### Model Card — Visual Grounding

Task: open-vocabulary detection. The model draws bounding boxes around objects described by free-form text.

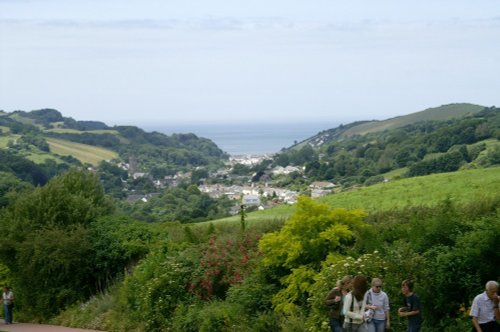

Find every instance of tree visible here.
[0,169,113,319]
[259,196,367,270]
[258,196,367,313]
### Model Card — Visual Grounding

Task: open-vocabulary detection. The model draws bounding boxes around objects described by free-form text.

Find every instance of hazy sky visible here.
[1,0,499,126]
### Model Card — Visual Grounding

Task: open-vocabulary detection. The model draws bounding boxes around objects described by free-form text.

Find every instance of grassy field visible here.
[0,135,19,148]
[208,166,500,226]
[342,103,484,137]
[46,137,118,165]
[45,128,121,135]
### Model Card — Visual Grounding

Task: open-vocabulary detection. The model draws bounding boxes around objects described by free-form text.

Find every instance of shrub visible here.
[189,232,261,300]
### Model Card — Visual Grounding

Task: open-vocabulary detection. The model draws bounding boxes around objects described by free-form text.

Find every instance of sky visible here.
[1,0,500,127]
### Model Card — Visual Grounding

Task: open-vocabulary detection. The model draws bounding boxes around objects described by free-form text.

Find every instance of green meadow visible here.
[46,137,118,165]
[211,166,500,226]
[46,128,121,135]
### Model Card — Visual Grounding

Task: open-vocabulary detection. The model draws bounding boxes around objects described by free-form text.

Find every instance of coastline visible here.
[141,121,337,155]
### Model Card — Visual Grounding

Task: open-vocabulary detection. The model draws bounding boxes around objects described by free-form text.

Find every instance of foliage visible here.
[97,161,129,199]
[171,300,248,332]
[0,169,115,320]
[89,215,155,292]
[259,196,367,316]
[118,248,197,332]
[306,251,389,330]
[259,196,367,270]
[189,232,261,300]
[125,184,232,223]
[267,106,500,187]
[0,171,32,208]
[0,149,50,186]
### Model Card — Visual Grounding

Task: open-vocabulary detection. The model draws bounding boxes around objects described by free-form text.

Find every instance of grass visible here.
[45,128,120,135]
[46,138,118,166]
[205,166,500,226]
[342,103,484,137]
[319,166,500,211]
[0,135,20,148]
[25,151,62,164]
[0,125,11,135]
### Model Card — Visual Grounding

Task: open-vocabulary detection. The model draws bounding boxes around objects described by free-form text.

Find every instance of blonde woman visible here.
[365,278,390,332]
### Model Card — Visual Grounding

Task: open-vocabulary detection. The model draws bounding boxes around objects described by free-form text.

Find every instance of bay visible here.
[142,121,338,156]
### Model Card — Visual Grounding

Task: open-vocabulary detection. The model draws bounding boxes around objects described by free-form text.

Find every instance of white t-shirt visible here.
[2,291,14,305]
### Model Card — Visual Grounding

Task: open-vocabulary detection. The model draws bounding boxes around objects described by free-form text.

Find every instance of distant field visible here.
[342,103,484,137]
[46,137,118,165]
[208,166,500,226]
[8,113,42,128]
[46,128,120,135]
[0,135,20,148]
[0,126,11,134]
[25,150,64,164]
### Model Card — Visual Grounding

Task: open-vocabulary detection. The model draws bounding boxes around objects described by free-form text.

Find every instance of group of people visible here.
[326,277,500,332]
[325,275,422,332]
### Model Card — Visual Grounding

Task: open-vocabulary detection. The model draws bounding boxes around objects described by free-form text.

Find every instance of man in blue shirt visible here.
[398,279,423,332]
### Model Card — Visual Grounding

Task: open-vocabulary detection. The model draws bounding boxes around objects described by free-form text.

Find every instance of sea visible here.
[141,121,339,156]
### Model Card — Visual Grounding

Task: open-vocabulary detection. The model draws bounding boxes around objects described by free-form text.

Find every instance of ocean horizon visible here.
[141,121,339,155]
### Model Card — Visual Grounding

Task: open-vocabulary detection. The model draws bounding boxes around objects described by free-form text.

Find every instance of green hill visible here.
[210,166,500,226]
[269,105,500,191]
[342,103,485,137]
[299,103,485,148]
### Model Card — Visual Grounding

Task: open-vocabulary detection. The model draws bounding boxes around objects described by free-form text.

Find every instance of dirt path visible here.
[0,319,105,332]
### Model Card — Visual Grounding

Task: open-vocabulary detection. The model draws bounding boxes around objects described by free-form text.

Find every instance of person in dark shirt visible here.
[398,279,423,332]
[325,275,353,332]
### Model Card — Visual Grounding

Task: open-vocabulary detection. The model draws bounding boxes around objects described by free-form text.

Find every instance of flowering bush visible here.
[306,251,388,331]
[189,232,261,300]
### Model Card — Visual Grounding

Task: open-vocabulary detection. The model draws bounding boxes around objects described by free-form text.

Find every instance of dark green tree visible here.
[0,169,113,320]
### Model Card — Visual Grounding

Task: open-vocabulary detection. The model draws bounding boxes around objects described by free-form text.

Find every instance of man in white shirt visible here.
[470,281,500,332]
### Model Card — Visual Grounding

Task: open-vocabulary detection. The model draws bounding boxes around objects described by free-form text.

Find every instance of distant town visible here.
[122,153,337,214]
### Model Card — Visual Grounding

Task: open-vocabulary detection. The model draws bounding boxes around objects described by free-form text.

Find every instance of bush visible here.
[171,300,248,332]
[118,248,198,331]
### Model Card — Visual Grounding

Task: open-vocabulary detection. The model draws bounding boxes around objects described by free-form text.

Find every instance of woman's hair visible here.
[336,275,353,288]
[351,275,368,301]
[371,278,382,286]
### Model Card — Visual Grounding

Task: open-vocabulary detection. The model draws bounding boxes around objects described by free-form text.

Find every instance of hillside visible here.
[0,108,228,199]
[39,164,500,332]
[46,137,119,165]
[301,103,485,148]
[264,105,500,191]
[1,107,499,332]
[209,165,500,225]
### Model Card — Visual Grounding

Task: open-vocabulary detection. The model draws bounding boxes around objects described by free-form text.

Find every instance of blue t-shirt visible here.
[403,293,423,324]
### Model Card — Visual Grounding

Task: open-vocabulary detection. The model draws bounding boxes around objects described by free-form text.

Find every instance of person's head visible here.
[337,275,353,290]
[371,278,383,293]
[352,275,368,301]
[3,286,9,292]
[401,279,414,296]
[485,281,499,300]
